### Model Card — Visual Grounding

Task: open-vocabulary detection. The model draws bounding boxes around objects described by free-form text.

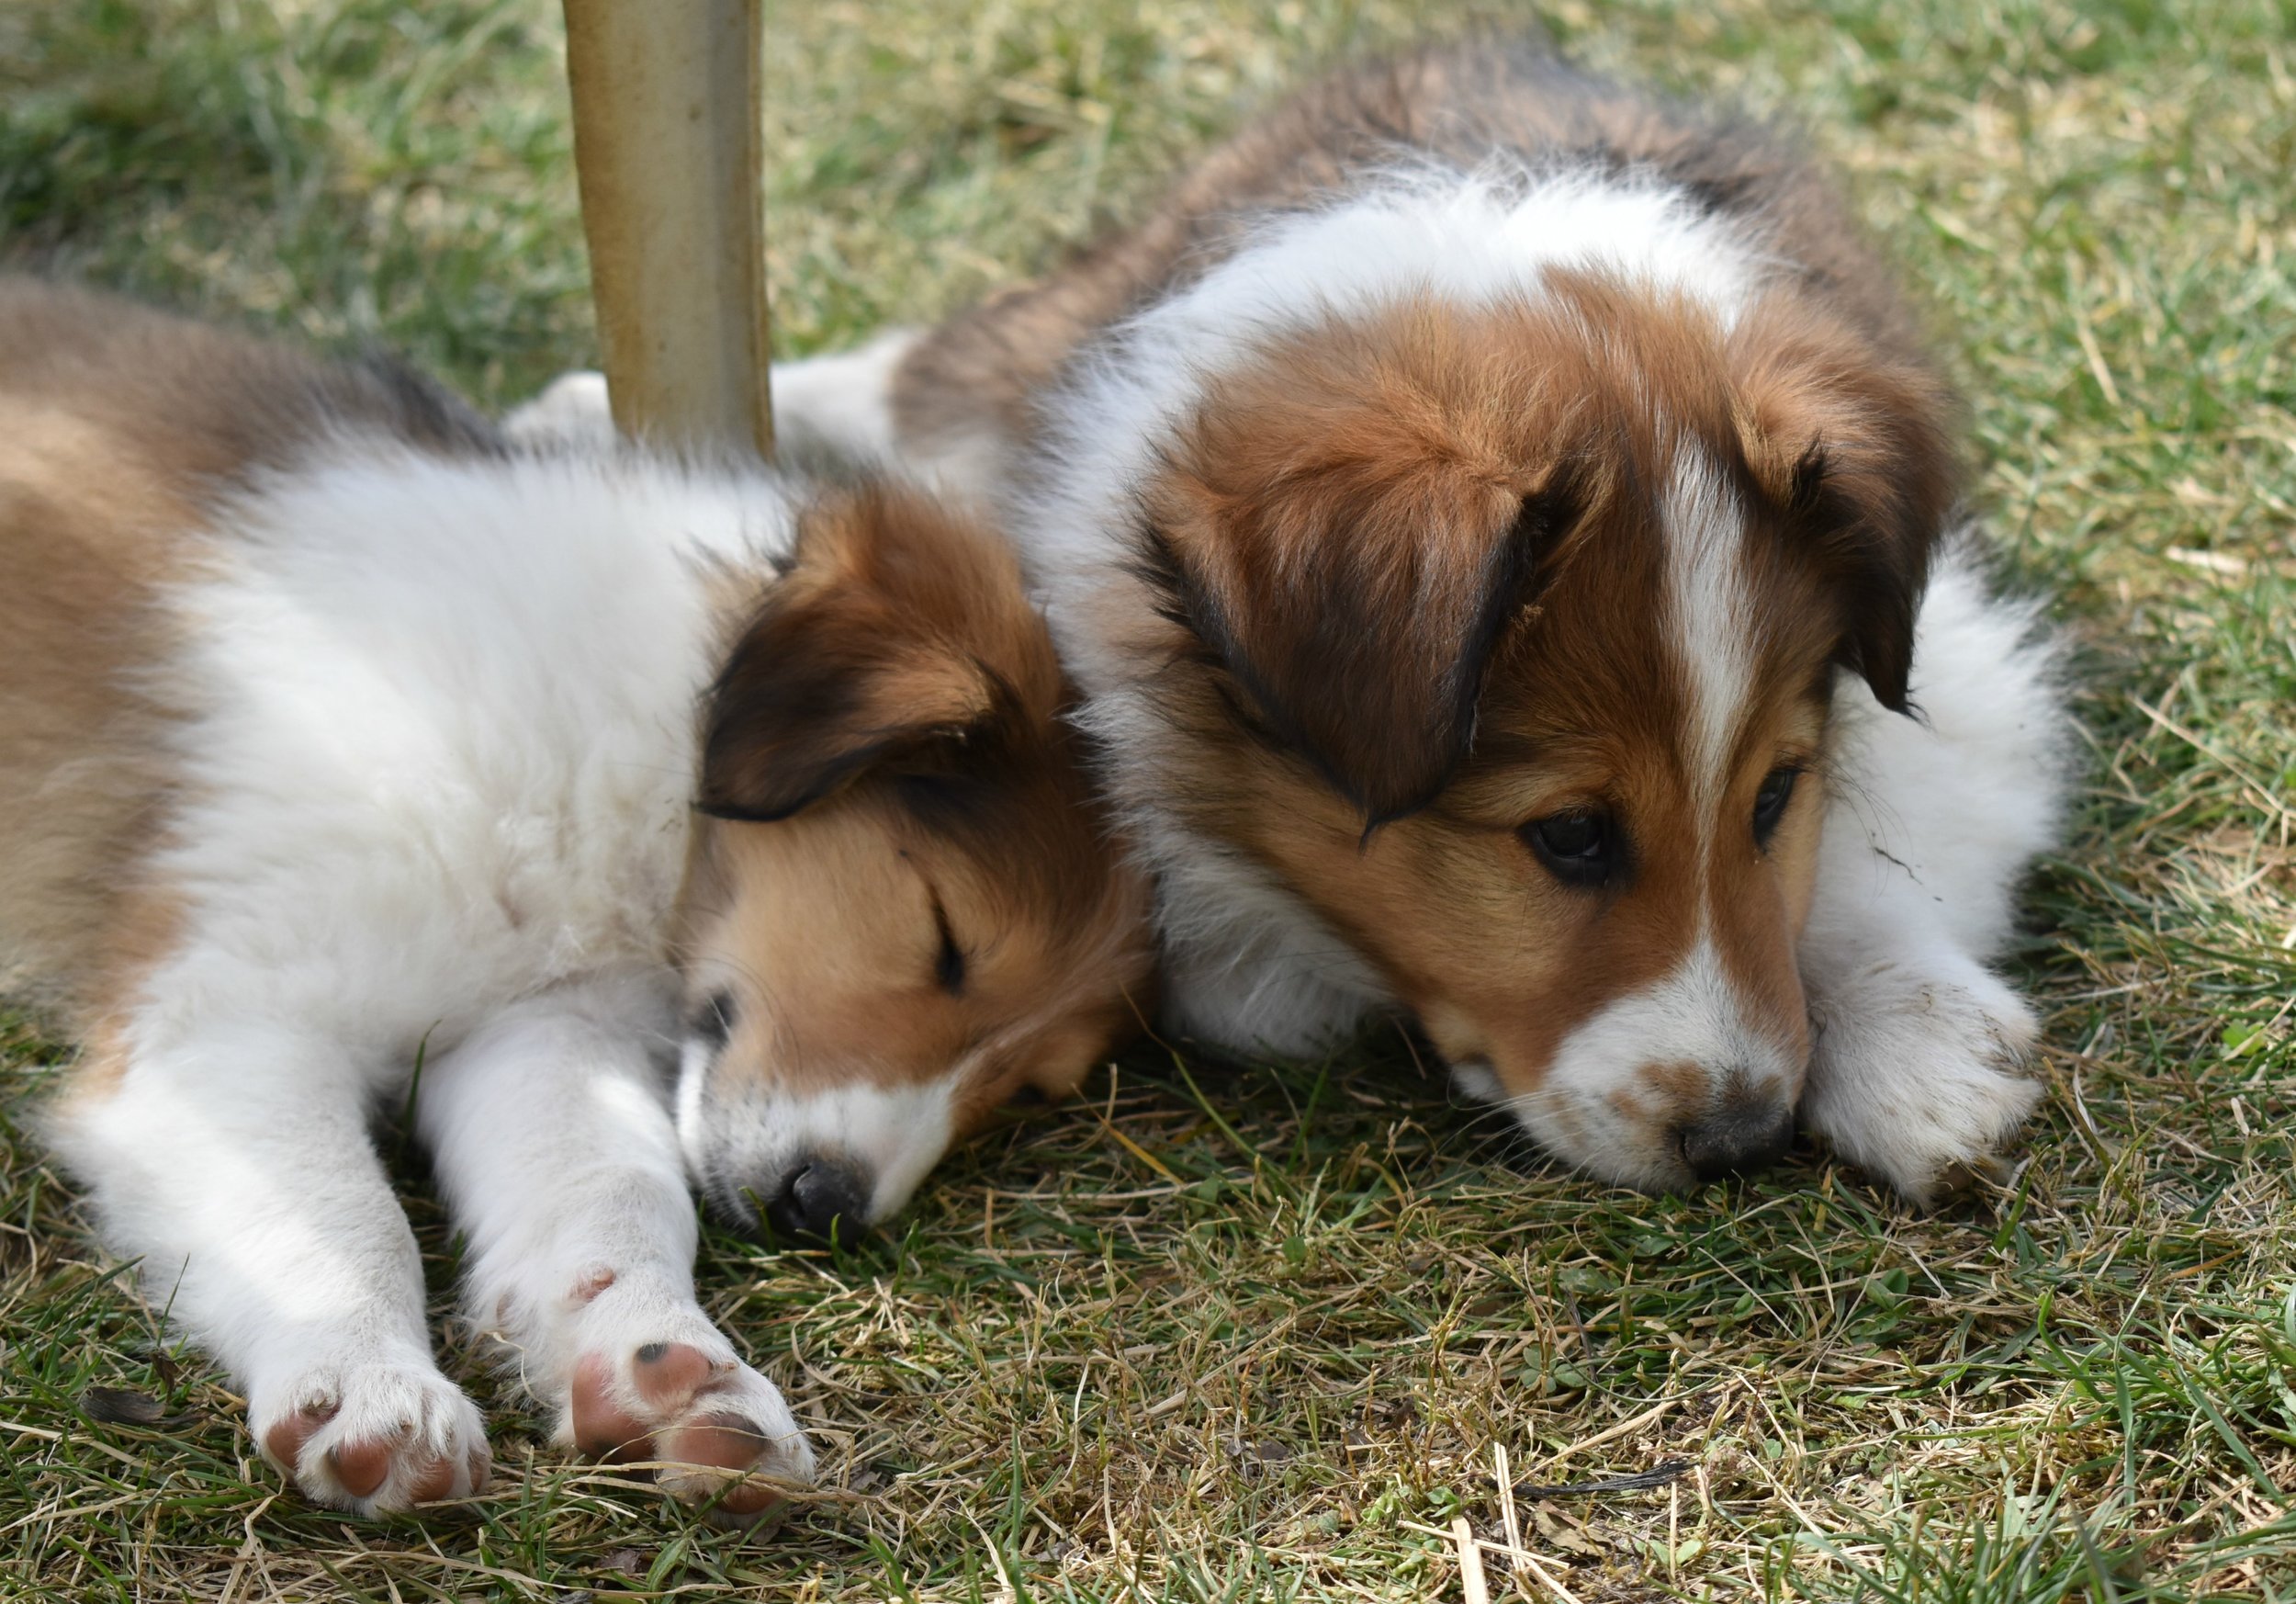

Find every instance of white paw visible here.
[254,1355,490,1514]
[769,329,918,467]
[557,1273,814,1522]
[502,370,615,446]
[1801,963,2044,1204]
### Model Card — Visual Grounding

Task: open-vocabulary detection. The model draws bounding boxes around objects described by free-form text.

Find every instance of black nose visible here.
[1677,1102,1795,1181]
[761,1155,872,1244]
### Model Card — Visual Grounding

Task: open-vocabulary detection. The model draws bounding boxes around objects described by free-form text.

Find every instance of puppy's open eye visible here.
[1521,809,1615,887]
[692,990,737,1049]
[1752,766,1800,846]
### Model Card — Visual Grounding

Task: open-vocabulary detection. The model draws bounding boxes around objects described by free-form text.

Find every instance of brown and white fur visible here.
[0,279,1151,1518]
[726,42,2074,1201]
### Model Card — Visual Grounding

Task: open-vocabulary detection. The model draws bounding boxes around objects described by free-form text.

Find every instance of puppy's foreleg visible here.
[48,1024,488,1513]
[766,329,918,469]
[501,370,618,447]
[1799,538,2073,1203]
[416,979,814,1520]
[504,330,918,474]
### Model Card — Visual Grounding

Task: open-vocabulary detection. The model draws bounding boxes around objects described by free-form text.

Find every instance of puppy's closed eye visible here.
[692,990,737,1049]
[929,894,966,995]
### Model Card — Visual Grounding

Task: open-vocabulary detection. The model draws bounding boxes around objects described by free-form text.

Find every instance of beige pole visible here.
[561,0,773,457]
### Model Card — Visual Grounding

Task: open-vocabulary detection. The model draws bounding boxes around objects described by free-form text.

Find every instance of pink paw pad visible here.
[658,1412,786,1519]
[262,1402,490,1508]
[261,1404,338,1474]
[568,1344,790,1519]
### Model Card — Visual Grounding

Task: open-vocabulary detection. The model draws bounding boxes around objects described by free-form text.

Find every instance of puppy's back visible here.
[893,40,1926,463]
[0,279,498,1024]
[0,278,499,476]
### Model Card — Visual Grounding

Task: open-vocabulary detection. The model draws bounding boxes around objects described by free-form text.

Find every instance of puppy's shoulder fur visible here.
[890,39,1930,469]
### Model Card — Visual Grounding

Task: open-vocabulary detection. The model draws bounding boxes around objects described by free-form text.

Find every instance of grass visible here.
[3,0,2294,1598]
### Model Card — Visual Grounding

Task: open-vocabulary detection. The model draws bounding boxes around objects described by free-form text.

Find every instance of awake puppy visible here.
[0,279,1152,1518]
[772,41,2073,1202]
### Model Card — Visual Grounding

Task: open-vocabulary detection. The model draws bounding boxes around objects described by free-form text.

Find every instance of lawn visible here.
[3,0,2293,1599]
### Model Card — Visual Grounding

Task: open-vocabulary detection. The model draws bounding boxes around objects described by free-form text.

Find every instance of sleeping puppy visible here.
[0,278,1152,1518]
[763,41,2073,1203]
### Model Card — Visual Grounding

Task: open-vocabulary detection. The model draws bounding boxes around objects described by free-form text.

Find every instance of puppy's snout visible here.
[1676,1100,1795,1181]
[760,1154,872,1244]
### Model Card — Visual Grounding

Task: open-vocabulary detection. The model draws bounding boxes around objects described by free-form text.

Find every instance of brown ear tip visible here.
[1845,638,1916,716]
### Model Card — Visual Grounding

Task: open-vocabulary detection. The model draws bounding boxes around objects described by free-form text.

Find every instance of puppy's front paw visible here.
[1801,965,2044,1205]
[562,1286,814,1523]
[501,369,613,446]
[255,1359,490,1515]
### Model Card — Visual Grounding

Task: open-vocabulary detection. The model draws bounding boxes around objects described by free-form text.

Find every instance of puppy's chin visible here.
[1447,1058,1504,1105]
[1443,1056,1664,1188]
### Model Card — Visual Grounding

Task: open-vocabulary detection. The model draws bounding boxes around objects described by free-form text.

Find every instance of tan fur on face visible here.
[682,788,1144,1130]
[679,485,1154,1180]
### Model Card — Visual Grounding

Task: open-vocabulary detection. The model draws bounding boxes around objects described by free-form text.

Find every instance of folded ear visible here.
[1138,340,1575,824]
[1731,309,1961,713]
[697,488,1045,822]
[1141,469,1572,825]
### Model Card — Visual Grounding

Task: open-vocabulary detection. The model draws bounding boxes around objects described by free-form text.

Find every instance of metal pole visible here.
[561,0,774,457]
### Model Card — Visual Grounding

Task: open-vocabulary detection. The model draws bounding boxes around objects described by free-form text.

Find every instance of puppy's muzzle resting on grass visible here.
[762,40,2077,1202]
[0,278,1153,1519]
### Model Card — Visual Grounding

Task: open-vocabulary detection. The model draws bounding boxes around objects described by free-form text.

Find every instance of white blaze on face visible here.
[1662,444,1759,830]
[1490,446,1789,1183]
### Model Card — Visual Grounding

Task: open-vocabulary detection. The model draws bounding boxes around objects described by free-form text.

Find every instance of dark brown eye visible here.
[1752,766,1800,846]
[1521,809,1615,887]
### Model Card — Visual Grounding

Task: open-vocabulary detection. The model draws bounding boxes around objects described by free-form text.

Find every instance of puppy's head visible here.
[1135,279,1955,1189]
[675,485,1153,1240]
